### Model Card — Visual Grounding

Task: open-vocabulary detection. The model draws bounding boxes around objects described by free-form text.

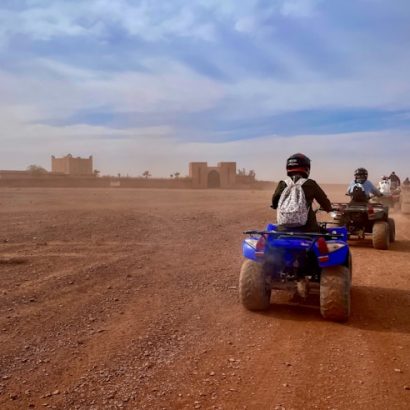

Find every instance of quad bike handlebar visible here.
[243,230,344,239]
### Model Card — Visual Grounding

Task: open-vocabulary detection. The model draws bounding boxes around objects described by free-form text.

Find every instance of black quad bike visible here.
[330,200,395,250]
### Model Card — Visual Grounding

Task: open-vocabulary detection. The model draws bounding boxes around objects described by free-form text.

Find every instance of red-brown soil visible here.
[1,187,409,410]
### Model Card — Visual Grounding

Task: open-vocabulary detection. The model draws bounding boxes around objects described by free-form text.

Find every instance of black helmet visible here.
[354,167,368,182]
[286,153,311,177]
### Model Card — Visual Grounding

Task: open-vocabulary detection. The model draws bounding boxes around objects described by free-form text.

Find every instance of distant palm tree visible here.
[27,164,47,175]
[142,170,151,179]
[174,172,180,179]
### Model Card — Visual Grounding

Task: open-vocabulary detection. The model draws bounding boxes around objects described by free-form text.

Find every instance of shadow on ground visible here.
[348,239,410,253]
[348,239,374,249]
[388,240,410,253]
[348,285,410,334]
[257,286,410,334]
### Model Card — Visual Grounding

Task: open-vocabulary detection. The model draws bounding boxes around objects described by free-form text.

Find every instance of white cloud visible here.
[0,0,324,47]
[0,0,220,45]
[234,17,257,33]
[280,0,322,18]
[0,57,226,123]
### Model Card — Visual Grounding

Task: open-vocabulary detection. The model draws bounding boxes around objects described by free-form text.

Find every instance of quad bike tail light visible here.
[317,237,330,263]
[255,235,266,256]
[367,204,374,215]
[316,237,329,255]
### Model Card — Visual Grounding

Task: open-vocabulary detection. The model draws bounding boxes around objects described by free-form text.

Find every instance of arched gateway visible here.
[189,162,237,189]
[207,170,221,188]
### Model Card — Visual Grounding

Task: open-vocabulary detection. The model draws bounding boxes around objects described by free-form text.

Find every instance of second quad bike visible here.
[330,200,395,250]
[239,222,351,322]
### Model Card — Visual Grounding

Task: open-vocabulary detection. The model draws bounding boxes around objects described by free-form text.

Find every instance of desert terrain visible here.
[0,186,409,410]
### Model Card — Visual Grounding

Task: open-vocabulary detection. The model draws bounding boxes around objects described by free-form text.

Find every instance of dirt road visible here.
[1,187,409,409]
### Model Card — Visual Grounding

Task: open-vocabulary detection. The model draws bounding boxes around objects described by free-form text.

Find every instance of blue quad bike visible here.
[239,221,352,322]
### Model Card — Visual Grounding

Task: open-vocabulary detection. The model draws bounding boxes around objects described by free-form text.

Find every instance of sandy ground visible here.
[0,186,409,410]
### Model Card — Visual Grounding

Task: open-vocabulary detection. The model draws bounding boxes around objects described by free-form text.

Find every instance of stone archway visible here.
[207,170,221,188]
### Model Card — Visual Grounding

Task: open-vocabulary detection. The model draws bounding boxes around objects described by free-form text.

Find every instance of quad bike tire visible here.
[239,259,271,311]
[320,265,351,322]
[388,218,396,243]
[346,250,353,284]
[372,221,390,250]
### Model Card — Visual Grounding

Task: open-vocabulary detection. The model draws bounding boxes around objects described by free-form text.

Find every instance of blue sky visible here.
[0,0,409,181]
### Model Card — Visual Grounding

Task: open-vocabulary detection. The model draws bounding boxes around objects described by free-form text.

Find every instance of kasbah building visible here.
[51,154,94,176]
[1,154,264,189]
[50,155,243,188]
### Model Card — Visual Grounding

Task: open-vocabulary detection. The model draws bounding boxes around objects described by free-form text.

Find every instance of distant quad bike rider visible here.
[271,153,333,232]
[346,168,382,203]
[389,171,401,191]
[378,176,391,195]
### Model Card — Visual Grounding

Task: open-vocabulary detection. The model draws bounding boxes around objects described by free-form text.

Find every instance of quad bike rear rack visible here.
[243,230,344,240]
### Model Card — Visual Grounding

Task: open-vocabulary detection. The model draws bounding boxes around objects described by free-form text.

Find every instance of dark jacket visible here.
[389,173,401,186]
[271,175,332,232]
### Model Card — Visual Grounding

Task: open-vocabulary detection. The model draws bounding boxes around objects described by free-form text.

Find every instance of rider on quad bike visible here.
[271,153,333,231]
[389,171,401,190]
[378,176,391,195]
[241,153,352,321]
[346,168,382,203]
[331,168,394,249]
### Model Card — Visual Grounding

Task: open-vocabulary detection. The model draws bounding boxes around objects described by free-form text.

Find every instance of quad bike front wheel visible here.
[239,259,271,311]
[388,218,396,243]
[372,221,390,250]
[320,265,351,322]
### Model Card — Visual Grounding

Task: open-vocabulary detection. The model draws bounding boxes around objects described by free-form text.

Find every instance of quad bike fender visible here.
[242,222,277,261]
[315,242,350,269]
[242,238,259,262]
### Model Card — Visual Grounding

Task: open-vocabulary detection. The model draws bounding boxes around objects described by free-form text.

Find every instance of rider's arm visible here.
[368,181,382,197]
[271,180,286,209]
[346,181,355,195]
[311,181,333,212]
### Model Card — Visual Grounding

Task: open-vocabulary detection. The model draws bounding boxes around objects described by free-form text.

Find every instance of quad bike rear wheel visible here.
[320,265,351,322]
[239,259,271,310]
[388,218,396,243]
[372,221,390,250]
